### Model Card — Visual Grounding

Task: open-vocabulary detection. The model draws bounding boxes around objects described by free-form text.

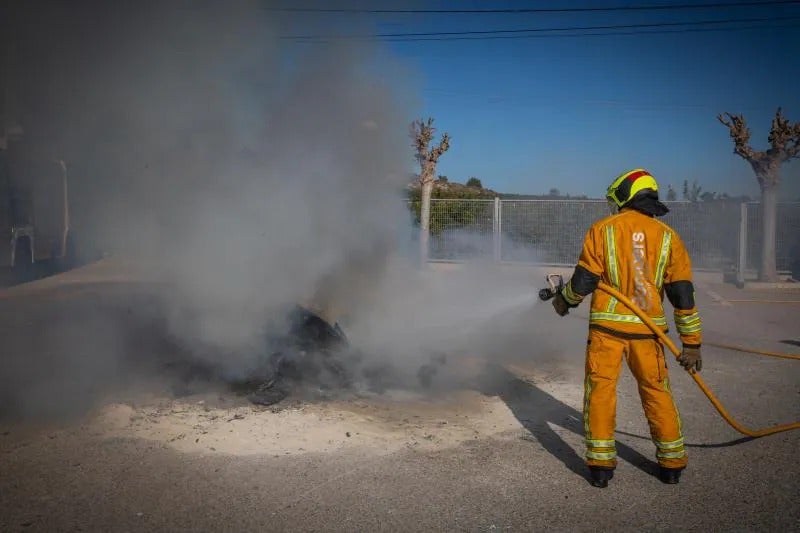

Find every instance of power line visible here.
[281,15,800,41]
[269,1,800,14]
[376,22,800,42]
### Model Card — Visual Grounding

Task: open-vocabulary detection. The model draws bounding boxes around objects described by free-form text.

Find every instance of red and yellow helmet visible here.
[606,168,659,209]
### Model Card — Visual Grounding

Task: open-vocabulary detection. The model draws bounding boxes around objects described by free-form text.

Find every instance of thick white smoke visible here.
[2,1,553,418]
[15,2,418,372]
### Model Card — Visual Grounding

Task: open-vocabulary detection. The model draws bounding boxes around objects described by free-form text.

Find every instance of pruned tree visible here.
[718,108,800,281]
[411,117,450,265]
[666,185,677,201]
[682,179,703,202]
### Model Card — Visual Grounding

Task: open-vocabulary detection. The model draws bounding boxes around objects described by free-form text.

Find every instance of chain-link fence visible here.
[500,200,607,264]
[424,199,496,261]
[422,198,800,275]
[744,202,800,274]
[660,201,741,270]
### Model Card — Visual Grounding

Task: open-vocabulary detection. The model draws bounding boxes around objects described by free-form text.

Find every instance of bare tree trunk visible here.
[760,184,778,282]
[419,179,433,266]
[410,117,449,267]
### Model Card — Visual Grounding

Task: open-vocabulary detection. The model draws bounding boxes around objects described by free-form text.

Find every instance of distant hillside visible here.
[406,177,590,200]
[406,177,497,200]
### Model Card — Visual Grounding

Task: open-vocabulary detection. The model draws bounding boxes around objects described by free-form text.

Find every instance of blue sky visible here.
[283,1,800,199]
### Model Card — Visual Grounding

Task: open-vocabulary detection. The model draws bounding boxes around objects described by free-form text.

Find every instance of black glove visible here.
[552,291,570,317]
[677,345,702,372]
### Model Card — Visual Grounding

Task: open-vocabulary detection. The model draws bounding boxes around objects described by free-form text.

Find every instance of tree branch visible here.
[429,132,450,163]
[410,118,451,184]
[767,107,800,162]
[717,112,758,161]
[410,118,433,161]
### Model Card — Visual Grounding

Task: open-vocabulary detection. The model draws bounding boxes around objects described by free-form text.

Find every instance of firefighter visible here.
[551,168,702,488]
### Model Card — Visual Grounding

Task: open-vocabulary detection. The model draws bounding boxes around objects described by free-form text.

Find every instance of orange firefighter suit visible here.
[560,207,702,470]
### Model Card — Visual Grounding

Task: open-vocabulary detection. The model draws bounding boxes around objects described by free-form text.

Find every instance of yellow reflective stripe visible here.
[675,318,701,334]
[674,312,701,325]
[563,282,582,305]
[657,449,687,459]
[583,376,592,436]
[664,378,684,435]
[675,313,702,334]
[654,438,685,450]
[590,312,668,327]
[606,297,618,313]
[586,450,617,461]
[605,226,620,288]
[586,439,615,448]
[655,231,672,289]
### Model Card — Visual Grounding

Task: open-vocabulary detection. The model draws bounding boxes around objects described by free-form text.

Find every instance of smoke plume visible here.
[1,1,554,419]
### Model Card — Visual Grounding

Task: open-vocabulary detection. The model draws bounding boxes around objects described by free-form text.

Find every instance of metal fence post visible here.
[737,202,748,286]
[493,197,502,262]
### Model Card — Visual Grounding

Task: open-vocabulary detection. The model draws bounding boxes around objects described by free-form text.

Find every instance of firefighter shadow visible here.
[476,364,659,482]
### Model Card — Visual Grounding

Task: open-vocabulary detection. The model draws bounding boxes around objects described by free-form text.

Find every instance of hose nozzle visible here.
[538,274,564,301]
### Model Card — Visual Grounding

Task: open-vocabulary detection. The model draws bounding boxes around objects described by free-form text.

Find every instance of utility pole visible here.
[1,1,19,151]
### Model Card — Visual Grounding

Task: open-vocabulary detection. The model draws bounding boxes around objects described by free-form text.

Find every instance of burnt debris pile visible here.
[203,306,448,406]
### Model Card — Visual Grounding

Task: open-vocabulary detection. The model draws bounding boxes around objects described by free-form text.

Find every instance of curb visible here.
[740,281,800,290]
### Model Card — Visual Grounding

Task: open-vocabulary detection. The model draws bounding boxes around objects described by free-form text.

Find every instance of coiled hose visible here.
[597,281,800,438]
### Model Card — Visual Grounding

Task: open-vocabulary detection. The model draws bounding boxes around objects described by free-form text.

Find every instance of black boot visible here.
[588,467,614,488]
[658,467,683,484]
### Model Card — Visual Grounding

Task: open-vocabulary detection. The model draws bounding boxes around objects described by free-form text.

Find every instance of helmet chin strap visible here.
[607,199,619,215]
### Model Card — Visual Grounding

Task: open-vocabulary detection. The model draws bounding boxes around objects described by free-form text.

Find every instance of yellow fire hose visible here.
[704,342,800,361]
[597,281,800,438]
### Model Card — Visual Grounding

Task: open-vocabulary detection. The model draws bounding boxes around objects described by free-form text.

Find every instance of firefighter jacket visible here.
[562,208,702,347]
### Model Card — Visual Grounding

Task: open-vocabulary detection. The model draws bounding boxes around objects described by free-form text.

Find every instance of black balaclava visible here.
[625,190,669,217]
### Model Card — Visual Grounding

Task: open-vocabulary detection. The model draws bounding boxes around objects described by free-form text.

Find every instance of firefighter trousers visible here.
[583,327,688,470]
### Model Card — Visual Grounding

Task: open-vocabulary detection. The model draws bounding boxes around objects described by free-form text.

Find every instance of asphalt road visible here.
[0,263,798,532]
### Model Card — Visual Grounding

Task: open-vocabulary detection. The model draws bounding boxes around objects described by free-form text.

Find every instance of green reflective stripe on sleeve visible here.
[563,282,582,305]
[655,231,672,289]
[590,312,668,327]
[586,450,617,461]
[605,226,620,288]
[656,449,687,459]
[586,439,615,448]
[606,297,618,313]
[654,437,685,450]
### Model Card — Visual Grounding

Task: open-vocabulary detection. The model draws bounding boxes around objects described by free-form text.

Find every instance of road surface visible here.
[1,261,798,531]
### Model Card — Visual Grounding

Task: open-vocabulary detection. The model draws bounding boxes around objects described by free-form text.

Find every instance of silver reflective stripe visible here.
[655,231,672,289]
[590,312,668,327]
